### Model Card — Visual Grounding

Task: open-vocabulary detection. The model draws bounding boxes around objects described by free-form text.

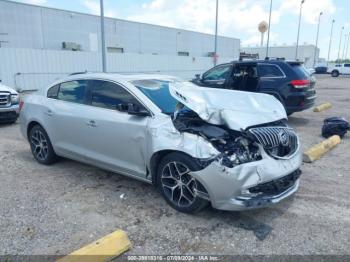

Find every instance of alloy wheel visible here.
[30,129,49,161]
[161,161,198,207]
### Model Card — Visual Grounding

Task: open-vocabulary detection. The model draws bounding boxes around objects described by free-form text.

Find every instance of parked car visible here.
[20,73,302,213]
[191,59,317,116]
[328,63,350,77]
[0,82,20,124]
[315,66,328,74]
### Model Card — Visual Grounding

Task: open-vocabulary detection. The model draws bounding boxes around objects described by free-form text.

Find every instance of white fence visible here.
[0,48,234,91]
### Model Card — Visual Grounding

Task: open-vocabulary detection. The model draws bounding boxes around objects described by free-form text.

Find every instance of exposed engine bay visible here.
[172,108,262,168]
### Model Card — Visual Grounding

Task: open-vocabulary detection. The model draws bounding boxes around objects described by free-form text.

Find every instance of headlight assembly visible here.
[11,94,19,104]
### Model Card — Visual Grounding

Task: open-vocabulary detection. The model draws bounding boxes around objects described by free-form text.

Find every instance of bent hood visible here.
[169,81,287,131]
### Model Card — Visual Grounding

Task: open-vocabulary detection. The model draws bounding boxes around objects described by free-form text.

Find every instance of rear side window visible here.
[259,65,284,77]
[47,84,59,98]
[289,64,310,79]
[89,80,141,110]
[57,80,87,104]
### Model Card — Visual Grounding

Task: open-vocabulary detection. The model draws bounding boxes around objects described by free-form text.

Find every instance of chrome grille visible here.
[0,92,10,107]
[248,126,299,159]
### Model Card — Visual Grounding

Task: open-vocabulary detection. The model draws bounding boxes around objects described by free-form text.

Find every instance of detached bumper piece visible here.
[244,169,301,208]
[322,117,349,138]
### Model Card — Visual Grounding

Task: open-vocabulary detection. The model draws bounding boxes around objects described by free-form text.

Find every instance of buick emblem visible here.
[279,131,290,146]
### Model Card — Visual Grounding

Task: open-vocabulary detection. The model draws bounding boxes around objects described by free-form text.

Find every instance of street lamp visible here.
[266,0,273,58]
[341,33,349,61]
[295,0,305,60]
[327,19,335,65]
[337,26,344,62]
[214,0,219,66]
[100,0,107,72]
[345,33,350,60]
[313,11,323,68]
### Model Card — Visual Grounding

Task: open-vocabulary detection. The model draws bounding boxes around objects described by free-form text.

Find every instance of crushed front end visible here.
[173,112,302,211]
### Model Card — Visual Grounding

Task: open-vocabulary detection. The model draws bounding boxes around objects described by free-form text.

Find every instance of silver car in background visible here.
[20,73,302,213]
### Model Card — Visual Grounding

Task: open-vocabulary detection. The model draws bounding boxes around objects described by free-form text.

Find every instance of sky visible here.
[12,0,350,60]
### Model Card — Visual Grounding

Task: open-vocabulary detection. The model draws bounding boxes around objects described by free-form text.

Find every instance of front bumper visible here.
[0,104,19,122]
[190,148,302,211]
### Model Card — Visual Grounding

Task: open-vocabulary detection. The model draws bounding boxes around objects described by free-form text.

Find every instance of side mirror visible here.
[195,74,201,80]
[117,103,150,117]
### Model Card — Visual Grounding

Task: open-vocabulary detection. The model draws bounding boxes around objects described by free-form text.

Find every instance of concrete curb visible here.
[313,102,332,112]
[303,135,341,163]
[56,230,131,262]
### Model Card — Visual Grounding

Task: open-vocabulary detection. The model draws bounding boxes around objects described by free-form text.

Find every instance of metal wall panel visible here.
[0,48,232,91]
[0,0,240,57]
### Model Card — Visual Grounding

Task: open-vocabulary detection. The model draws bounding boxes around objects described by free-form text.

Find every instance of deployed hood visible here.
[0,83,17,94]
[169,81,287,131]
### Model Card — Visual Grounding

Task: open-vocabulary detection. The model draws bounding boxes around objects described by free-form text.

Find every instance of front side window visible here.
[57,80,87,104]
[202,64,231,81]
[344,64,350,67]
[89,80,142,110]
[259,64,284,77]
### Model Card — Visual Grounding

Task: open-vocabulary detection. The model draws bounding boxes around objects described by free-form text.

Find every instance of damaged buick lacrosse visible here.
[20,73,302,213]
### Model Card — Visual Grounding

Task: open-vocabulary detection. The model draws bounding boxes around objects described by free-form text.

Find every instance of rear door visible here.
[44,80,92,159]
[257,63,286,102]
[343,64,350,74]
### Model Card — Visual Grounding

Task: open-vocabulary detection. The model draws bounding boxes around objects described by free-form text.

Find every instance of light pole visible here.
[100,0,107,72]
[341,33,349,61]
[313,12,323,68]
[266,0,273,58]
[295,0,305,60]
[337,26,344,62]
[345,33,350,60]
[214,0,219,66]
[327,19,335,65]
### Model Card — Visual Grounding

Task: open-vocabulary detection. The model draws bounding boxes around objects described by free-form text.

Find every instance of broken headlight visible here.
[213,137,262,168]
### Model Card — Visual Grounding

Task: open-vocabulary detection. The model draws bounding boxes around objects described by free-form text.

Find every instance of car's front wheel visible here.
[29,125,58,165]
[331,70,339,77]
[157,152,208,213]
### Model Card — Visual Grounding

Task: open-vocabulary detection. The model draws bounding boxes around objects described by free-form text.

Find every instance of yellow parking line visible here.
[313,102,332,112]
[56,230,131,262]
[303,135,341,163]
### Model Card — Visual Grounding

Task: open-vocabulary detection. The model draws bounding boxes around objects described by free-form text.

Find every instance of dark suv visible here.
[191,59,316,115]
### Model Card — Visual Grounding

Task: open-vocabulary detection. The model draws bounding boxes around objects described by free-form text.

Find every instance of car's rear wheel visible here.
[157,152,208,213]
[29,125,58,165]
[331,70,339,77]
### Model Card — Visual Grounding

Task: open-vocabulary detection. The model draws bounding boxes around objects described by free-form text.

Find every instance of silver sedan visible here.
[20,73,302,213]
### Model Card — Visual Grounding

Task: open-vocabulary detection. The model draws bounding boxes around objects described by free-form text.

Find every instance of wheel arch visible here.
[27,120,44,140]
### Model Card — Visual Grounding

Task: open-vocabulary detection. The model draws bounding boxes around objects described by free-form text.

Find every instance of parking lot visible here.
[0,74,349,257]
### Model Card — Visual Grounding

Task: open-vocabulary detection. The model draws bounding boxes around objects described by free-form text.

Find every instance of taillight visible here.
[19,100,24,111]
[290,79,310,88]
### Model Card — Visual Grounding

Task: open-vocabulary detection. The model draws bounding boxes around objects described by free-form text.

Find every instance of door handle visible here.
[45,109,53,116]
[86,120,98,127]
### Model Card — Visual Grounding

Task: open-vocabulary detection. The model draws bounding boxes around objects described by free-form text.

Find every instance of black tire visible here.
[287,112,293,117]
[29,125,58,165]
[331,70,339,77]
[157,152,208,213]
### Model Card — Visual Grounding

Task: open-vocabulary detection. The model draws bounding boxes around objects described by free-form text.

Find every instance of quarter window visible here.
[259,65,284,77]
[57,80,87,104]
[47,84,59,99]
[89,80,142,110]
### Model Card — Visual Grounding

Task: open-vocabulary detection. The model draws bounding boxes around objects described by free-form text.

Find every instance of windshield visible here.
[132,79,180,114]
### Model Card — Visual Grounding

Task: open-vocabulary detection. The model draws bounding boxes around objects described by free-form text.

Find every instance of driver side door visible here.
[200,63,232,88]
[82,80,151,178]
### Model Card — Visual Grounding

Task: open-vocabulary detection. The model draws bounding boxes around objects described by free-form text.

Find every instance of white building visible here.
[241,45,320,68]
[0,0,240,90]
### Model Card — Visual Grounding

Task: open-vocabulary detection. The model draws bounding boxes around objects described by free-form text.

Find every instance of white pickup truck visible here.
[0,83,20,124]
[328,63,350,77]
